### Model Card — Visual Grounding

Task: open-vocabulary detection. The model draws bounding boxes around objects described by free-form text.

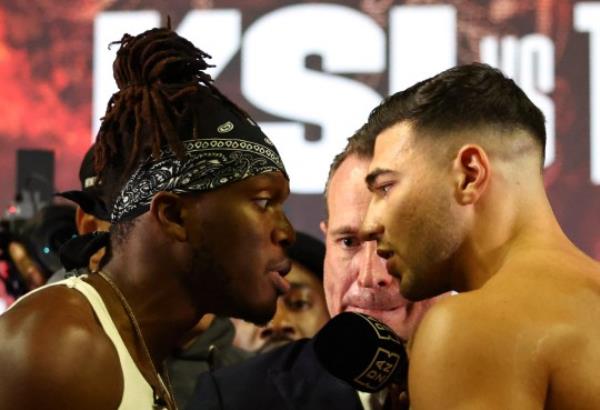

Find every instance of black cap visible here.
[78,145,101,193]
[287,231,325,281]
[55,145,110,221]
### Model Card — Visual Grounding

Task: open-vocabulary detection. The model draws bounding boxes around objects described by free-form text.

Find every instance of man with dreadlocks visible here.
[0,25,294,410]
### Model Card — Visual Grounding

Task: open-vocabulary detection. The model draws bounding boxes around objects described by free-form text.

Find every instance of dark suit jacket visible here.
[185,338,363,410]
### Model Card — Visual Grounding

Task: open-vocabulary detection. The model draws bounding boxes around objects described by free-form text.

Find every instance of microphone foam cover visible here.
[313,312,408,392]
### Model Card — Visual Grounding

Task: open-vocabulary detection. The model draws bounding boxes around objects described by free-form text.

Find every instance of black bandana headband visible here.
[59,106,287,270]
[112,134,287,222]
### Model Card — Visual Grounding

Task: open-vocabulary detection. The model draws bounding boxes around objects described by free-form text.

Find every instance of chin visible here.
[400,277,425,301]
[236,302,276,326]
[401,284,440,302]
[400,289,428,302]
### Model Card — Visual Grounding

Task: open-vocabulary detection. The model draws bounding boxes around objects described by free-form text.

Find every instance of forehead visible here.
[225,171,289,193]
[287,262,322,289]
[370,122,421,173]
[327,155,371,230]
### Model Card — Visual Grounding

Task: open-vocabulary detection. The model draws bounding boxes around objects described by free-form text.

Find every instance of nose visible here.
[357,240,394,288]
[259,299,297,340]
[273,211,296,248]
[359,199,384,243]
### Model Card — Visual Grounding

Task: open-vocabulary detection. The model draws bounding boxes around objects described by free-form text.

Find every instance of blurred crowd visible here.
[0,204,77,308]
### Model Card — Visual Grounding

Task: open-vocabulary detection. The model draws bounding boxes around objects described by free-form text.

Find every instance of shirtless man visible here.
[0,26,293,410]
[361,63,600,409]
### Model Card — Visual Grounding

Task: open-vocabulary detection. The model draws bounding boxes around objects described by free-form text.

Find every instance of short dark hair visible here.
[365,63,546,160]
[323,124,375,206]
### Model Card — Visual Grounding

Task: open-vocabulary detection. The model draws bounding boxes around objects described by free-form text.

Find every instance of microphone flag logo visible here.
[353,347,401,391]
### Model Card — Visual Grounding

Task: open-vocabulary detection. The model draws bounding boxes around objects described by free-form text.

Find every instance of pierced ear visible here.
[149,192,187,241]
[452,145,490,205]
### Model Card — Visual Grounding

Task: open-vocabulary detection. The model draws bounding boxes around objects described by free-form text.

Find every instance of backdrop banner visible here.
[0,0,599,257]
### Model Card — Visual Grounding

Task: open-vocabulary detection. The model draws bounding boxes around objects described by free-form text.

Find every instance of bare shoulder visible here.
[409,292,515,360]
[0,285,123,410]
[409,291,519,373]
[409,264,600,409]
[409,283,577,366]
[524,259,600,409]
[408,292,548,409]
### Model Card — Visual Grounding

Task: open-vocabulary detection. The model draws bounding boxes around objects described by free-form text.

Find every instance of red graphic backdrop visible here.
[1,0,599,259]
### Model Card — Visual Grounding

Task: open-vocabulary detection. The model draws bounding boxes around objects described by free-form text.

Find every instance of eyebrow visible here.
[249,173,290,196]
[365,168,395,191]
[289,282,313,290]
[329,225,358,237]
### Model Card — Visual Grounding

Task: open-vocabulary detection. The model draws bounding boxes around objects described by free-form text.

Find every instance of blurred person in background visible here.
[0,220,22,308]
[231,231,329,354]
[48,144,111,282]
[7,204,77,290]
[4,240,46,291]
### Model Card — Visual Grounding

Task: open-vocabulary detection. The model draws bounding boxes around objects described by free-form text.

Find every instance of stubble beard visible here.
[404,194,463,300]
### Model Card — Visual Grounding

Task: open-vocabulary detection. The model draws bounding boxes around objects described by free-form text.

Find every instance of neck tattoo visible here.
[96,270,177,410]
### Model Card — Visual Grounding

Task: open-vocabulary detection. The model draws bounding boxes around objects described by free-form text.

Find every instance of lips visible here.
[267,258,292,295]
[268,258,292,277]
[345,301,401,312]
[342,291,406,312]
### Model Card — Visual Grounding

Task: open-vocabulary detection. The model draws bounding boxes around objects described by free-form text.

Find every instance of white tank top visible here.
[13,276,155,409]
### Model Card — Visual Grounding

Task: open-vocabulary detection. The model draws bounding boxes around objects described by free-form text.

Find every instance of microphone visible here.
[313,312,408,393]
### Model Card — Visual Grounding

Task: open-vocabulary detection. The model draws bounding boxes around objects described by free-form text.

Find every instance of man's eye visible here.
[286,298,311,311]
[376,182,394,196]
[340,237,360,248]
[254,198,269,209]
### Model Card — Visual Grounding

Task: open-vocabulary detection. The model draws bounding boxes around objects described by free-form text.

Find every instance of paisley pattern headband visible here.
[111,135,287,222]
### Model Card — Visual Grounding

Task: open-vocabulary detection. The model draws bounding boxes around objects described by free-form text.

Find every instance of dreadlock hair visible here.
[94,23,250,211]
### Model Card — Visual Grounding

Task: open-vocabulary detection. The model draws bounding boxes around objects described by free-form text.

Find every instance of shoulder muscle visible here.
[0,286,123,410]
[408,294,546,410]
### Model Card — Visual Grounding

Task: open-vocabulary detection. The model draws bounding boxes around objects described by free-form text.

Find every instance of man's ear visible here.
[75,207,101,235]
[452,144,490,205]
[149,192,187,241]
[319,220,328,236]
